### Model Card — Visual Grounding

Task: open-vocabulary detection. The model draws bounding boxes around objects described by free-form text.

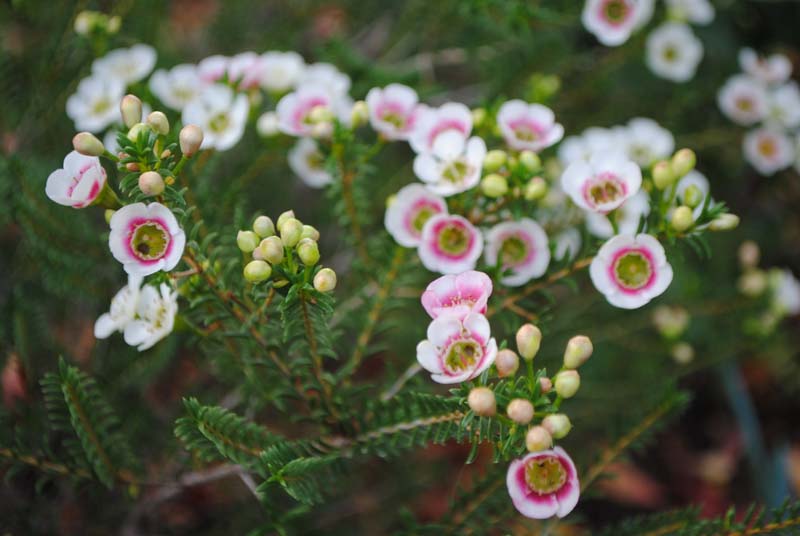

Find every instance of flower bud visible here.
[243,260,272,283]
[297,238,320,266]
[519,150,541,172]
[671,148,696,178]
[301,225,320,241]
[683,184,704,209]
[468,387,496,417]
[280,218,303,247]
[350,100,369,127]
[309,104,334,124]
[483,150,507,172]
[525,426,553,452]
[516,324,542,361]
[276,210,295,232]
[72,132,105,156]
[554,370,581,398]
[507,398,534,424]
[256,112,280,137]
[738,270,767,297]
[126,162,140,172]
[237,230,260,253]
[563,335,592,369]
[258,236,284,264]
[539,376,552,393]
[738,241,760,270]
[671,342,694,365]
[671,206,694,232]
[481,173,508,198]
[652,161,674,189]
[709,213,739,231]
[495,349,519,378]
[74,11,95,35]
[652,306,689,339]
[179,125,204,157]
[314,267,337,293]
[471,107,487,127]
[138,171,165,196]
[120,94,143,128]
[542,414,572,439]
[253,215,275,238]
[524,177,548,201]
[146,111,170,135]
[104,209,115,224]
[310,121,333,139]
[127,122,150,142]
[107,15,120,33]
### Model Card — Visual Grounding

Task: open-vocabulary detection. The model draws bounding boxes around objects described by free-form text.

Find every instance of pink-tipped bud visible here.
[495,349,520,378]
[554,370,581,398]
[179,124,204,157]
[313,268,337,293]
[738,241,760,270]
[468,387,496,417]
[72,132,105,156]
[542,414,572,439]
[138,171,165,197]
[563,335,593,369]
[539,376,552,393]
[507,398,534,425]
[516,324,542,361]
[120,94,143,128]
[525,426,552,452]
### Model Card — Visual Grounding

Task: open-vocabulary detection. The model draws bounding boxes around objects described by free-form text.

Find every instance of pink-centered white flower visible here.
[582,0,640,47]
[182,84,249,151]
[409,102,472,155]
[766,82,800,130]
[497,100,564,152]
[646,23,703,83]
[276,85,343,137]
[507,447,580,519]
[149,64,206,111]
[226,51,264,90]
[585,190,650,238]
[739,48,792,86]
[421,271,493,320]
[484,219,551,287]
[259,51,306,93]
[384,183,448,248]
[558,127,627,165]
[416,312,497,384]
[717,75,769,126]
[66,75,125,133]
[624,118,675,167]
[288,138,332,188]
[418,214,483,274]
[743,127,795,176]
[197,54,230,84]
[45,151,107,208]
[123,283,179,351]
[366,84,421,141]
[413,136,487,196]
[91,44,156,86]
[94,274,144,340]
[561,152,642,213]
[108,202,186,276]
[590,233,673,309]
[297,63,351,96]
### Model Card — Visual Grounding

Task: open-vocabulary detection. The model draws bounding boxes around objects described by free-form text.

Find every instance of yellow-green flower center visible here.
[614,251,651,289]
[131,222,169,260]
[442,160,470,184]
[604,0,629,23]
[438,224,470,255]
[444,340,481,372]
[525,456,567,495]
[500,236,528,266]
[209,113,230,133]
[412,207,435,233]
[381,111,406,129]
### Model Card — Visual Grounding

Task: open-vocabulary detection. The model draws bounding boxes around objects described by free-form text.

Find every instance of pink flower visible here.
[497,100,564,152]
[582,0,639,47]
[384,184,448,247]
[227,51,264,90]
[409,102,472,155]
[416,312,497,384]
[561,152,642,213]
[507,447,580,519]
[108,202,186,276]
[276,86,341,137]
[366,84,421,140]
[418,214,483,275]
[421,271,493,319]
[197,55,230,84]
[484,219,551,287]
[45,151,107,208]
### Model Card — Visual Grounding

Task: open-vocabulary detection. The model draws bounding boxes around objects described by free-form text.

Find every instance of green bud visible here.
[738,270,767,297]
[107,15,120,33]
[471,107,487,128]
[507,398,534,425]
[256,111,279,137]
[525,426,553,452]
[146,111,170,135]
[127,122,150,142]
[120,94,143,128]
[683,184,704,209]
[243,260,272,283]
[554,370,581,398]
[671,148,696,179]
[138,171,165,197]
[257,236,284,264]
[253,215,275,238]
[301,225,320,241]
[483,149,507,172]
[542,414,571,439]
[709,213,740,231]
[516,324,542,361]
[276,210,296,232]
[308,104,334,124]
[237,230,259,253]
[179,125,204,157]
[297,238,320,266]
[104,209,115,224]
[350,100,369,127]
[671,206,694,232]
[563,335,593,369]
[524,177,548,201]
[495,349,519,378]
[72,132,105,156]
[313,267,337,293]
[652,161,674,189]
[671,342,694,365]
[652,305,690,339]
[467,387,496,417]
[280,218,303,247]
[519,150,541,172]
[481,173,508,198]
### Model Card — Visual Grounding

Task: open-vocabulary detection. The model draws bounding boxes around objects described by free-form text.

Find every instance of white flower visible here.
[226,51,264,89]
[633,0,656,29]
[108,202,186,276]
[413,136,487,196]
[665,0,714,25]
[276,85,345,137]
[297,63,351,96]
[288,138,332,188]
[409,102,472,155]
[739,48,792,85]
[91,44,156,86]
[66,75,125,132]
[365,84,421,141]
[770,269,800,316]
[558,127,626,165]
[197,54,230,83]
[582,0,640,46]
[561,152,642,213]
[94,274,144,339]
[675,170,709,218]
[585,190,650,238]
[590,233,673,309]
[123,283,178,351]
[743,127,795,176]
[624,118,675,167]
[717,75,769,126]
[149,64,206,111]
[418,214,484,274]
[256,111,280,137]
[416,312,497,384]
[766,82,800,130]
[385,183,448,248]
[496,100,564,152]
[182,84,249,151]
[553,228,582,261]
[484,219,551,286]
[646,23,703,83]
[260,51,306,93]
[46,151,107,209]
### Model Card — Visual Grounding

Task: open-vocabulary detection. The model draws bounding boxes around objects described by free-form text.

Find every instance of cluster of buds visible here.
[480,148,546,201]
[74,10,121,37]
[238,210,337,293]
[651,305,694,364]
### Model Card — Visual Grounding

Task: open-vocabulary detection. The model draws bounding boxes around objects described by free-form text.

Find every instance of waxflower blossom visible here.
[561,152,642,213]
[197,54,230,83]
[123,283,179,351]
[581,0,639,47]
[418,214,484,274]
[276,85,343,137]
[739,48,792,85]
[484,219,551,287]
[413,136,487,196]
[182,84,249,151]
[288,138,332,188]
[91,44,156,86]
[66,75,125,133]
[149,64,206,111]
[624,118,675,167]
[227,51,264,89]
[421,270,493,319]
[496,100,564,152]
[409,102,472,155]
[507,447,580,519]
[665,0,714,25]
[108,202,186,276]
[259,51,306,93]
[297,62,351,96]
[590,233,673,309]
[558,127,626,165]
[766,82,800,130]
[94,274,143,340]
[45,151,107,209]
[717,75,769,126]
[365,84,421,141]
[384,183,448,248]
[416,312,497,384]
[646,23,703,83]
[770,269,800,316]
[743,127,795,176]
[585,190,650,238]
[554,228,582,261]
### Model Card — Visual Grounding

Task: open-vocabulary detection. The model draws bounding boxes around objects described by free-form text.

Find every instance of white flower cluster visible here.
[718,48,800,176]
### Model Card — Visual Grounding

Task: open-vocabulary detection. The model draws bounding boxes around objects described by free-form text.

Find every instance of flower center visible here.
[736,97,753,112]
[381,111,406,129]
[209,113,230,133]
[587,173,625,206]
[437,223,470,255]
[602,0,630,24]
[663,46,679,62]
[442,159,471,184]
[306,151,325,170]
[514,125,539,142]
[614,251,652,289]
[524,456,567,495]
[500,235,529,266]
[131,221,170,261]
[412,207,435,233]
[92,98,111,115]
[444,340,481,373]
[758,138,777,158]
